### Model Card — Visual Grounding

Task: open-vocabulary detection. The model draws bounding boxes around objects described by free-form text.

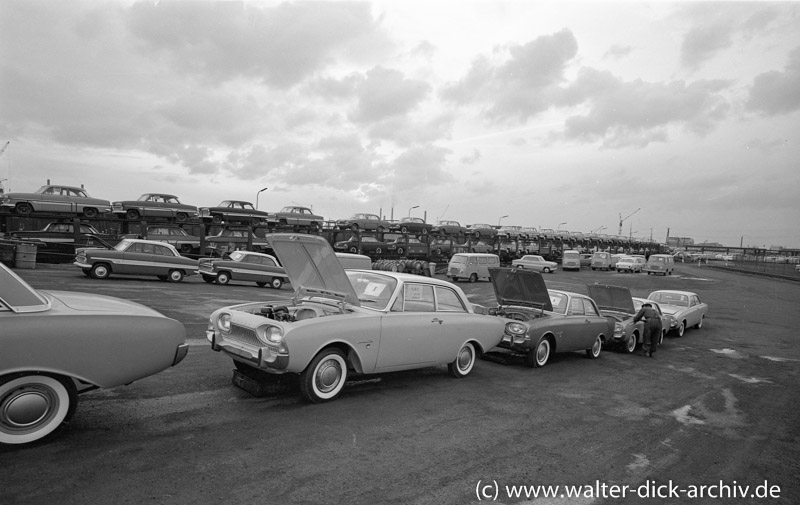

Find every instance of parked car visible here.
[10,222,115,246]
[0,262,188,445]
[633,297,672,341]
[511,254,557,273]
[74,237,198,282]
[333,235,388,255]
[489,267,612,367]
[1,184,112,218]
[112,193,198,222]
[539,228,557,240]
[432,220,467,237]
[467,223,498,239]
[610,253,626,269]
[335,213,391,232]
[587,284,644,353]
[561,250,581,271]
[204,227,269,255]
[448,253,500,282]
[646,290,708,337]
[199,200,272,225]
[644,254,675,275]
[429,237,463,256]
[205,234,506,402]
[269,206,324,230]
[591,251,612,270]
[519,227,540,240]
[390,216,433,236]
[198,250,289,288]
[615,256,642,273]
[142,225,201,254]
[386,236,429,257]
[497,225,523,240]
[580,253,593,267]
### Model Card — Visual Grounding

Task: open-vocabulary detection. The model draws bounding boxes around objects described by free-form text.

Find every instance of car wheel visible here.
[300,348,348,403]
[126,209,140,220]
[81,269,91,277]
[83,208,99,219]
[526,337,551,368]
[157,275,168,281]
[175,212,188,222]
[543,267,551,273]
[270,277,283,289]
[90,263,110,279]
[586,336,602,359]
[397,247,405,255]
[216,271,231,285]
[469,273,478,283]
[677,321,686,337]
[0,374,77,446]
[179,244,193,254]
[14,202,33,215]
[435,248,443,255]
[375,247,382,255]
[400,226,409,234]
[624,332,637,353]
[310,222,320,232]
[448,342,476,378]
[659,330,665,346]
[451,277,459,282]
[212,214,223,224]
[349,247,358,253]
[350,224,359,232]
[695,315,704,329]
[167,270,184,283]
[377,226,385,234]
[421,228,428,235]
[202,275,215,284]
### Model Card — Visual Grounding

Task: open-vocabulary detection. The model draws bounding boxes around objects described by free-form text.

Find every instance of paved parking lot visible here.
[2,263,799,505]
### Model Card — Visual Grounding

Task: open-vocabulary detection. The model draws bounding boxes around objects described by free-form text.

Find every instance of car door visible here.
[581,298,610,347]
[120,242,156,275]
[687,295,703,326]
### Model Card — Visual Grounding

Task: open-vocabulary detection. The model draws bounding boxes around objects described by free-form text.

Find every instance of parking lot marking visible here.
[728,374,772,384]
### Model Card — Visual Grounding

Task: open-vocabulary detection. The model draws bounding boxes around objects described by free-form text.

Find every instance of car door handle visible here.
[431,318,443,325]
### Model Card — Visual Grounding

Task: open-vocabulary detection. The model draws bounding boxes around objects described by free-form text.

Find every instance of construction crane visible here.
[619,208,640,235]
[0,141,8,194]
[0,141,8,157]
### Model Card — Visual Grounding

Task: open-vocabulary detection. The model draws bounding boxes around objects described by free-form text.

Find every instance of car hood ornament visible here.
[489,267,553,311]
[268,234,360,307]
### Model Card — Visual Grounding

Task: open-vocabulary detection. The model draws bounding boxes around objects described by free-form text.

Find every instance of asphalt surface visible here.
[2,262,799,505]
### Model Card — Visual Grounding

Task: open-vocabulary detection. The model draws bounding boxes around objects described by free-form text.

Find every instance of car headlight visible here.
[217,313,231,332]
[260,325,284,344]
[614,322,623,336]
[505,322,527,335]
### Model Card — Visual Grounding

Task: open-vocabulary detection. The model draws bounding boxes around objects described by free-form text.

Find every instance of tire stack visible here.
[370,259,431,276]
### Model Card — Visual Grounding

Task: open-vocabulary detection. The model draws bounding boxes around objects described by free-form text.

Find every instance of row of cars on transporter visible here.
[2,233,707,445]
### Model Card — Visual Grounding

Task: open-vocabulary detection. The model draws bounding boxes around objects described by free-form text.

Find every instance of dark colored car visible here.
[335,213,392,232]
[112,193,198,222]
[198,250,289,288]
[466,223,498,239]
[74,237,198,282]
[10,222,115,246]
[1,184,112,218]
[386,237,429,258]
[433,220,467,237]
[269,206,325,230]
[333,236,389,255]
[142,225,201,254]
[204,227,270,256]
[390,217,433,236]
[199,200,272,225]
[587,284,644,353]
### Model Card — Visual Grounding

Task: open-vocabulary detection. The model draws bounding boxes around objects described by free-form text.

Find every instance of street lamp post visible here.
[255,187,268,209]
[408,205,419,217]
[498,215,509,226]
[558,222,567,230]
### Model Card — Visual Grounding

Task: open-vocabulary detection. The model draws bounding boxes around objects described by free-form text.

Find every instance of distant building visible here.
[667,237,694,247]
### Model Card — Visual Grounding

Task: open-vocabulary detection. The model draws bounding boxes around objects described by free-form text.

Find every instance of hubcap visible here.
[2,389,53,429]
[316,359,342,393]
[458,347,473,370]
[537,342,549,363]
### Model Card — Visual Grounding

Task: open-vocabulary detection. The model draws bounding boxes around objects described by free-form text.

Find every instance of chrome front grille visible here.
[225,324,263,348]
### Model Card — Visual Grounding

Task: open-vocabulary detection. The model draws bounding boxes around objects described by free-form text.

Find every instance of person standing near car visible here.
[634,302,662,358]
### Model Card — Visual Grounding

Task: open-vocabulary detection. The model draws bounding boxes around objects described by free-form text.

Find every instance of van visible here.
[591,251,612,270]
[335,252,373,270]
[447,253,500,282]
[644,254,675,276]
[561,250,581,271]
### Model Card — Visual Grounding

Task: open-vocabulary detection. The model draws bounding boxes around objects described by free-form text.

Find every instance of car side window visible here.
[403,284,435,312]
[154,245,171,256]
[435,286,466,312]
[479,257,487,264]
[582,299,599,316]
[568,297,585,316]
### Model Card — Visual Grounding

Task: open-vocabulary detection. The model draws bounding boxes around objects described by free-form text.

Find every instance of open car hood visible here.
[587,284,635,314]
[268,234,360,307]
[489,267,553,311]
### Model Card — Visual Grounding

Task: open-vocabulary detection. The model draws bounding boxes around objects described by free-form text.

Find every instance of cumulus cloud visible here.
[747,47,800,116]
[350,66,431,123]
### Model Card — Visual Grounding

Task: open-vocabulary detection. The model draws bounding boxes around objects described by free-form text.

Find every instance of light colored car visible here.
[633,297,671,342]
[112,193,198,222]
[206,234,505,403]
[74,237,198,282]
[448,253,500,282]
[0,262,187,445]
[489,268,613,367]
[390,216,433,236]
[646,290,708,337]
[588,284,644,353]
[615,256,642,273]
[269,206,325,230]
[591,251,612,270]
[335,213,392,232]
[561,250,581,271]
[644,254,675,275]
[198,250,289,288]
[1,184,112,218]
[511,254,557,273]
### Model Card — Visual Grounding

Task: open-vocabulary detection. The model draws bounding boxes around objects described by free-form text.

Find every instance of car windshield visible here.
[229,251,247,261]
[346,271,397,310]
[450,256,468,264]
[548,292,568,315]
[114,239,135,251]
[650,292,689,307]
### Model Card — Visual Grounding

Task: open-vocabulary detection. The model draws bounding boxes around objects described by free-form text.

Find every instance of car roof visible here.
[649,289,698,296]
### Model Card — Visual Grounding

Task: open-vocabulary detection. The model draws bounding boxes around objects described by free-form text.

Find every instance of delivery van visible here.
[447,253,500,282]
[644,254,675,276]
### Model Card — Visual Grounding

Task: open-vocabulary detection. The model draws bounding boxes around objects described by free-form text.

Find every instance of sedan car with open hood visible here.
[198,250,289,288]
[74,237,198,282]
[0,263,187,446]
[646,290,708,337]
[587,284,644,353]
[206,234,506,403]
[489,267,613,367]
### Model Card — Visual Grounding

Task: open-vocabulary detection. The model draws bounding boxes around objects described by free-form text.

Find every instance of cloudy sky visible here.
[1,0,799,248]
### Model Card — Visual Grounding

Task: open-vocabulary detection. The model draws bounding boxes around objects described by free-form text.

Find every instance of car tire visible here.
[451,277,459,282]
[126,209,140,220]
[422,228,428,235]
[400,226,409,234]
[300,348,348,403]
[659,330,665,346]
[81,269,91,277]
[349,247,358,253]
[212,214,223,224]
[270,277,283,289]
[202,275,215,283]
[469,273,477,283]
[179,244,193,254]
[167,270,184,283]
[677,321,686,337]
[526,337,551,368]
[435,248,443,255]
[695,315,704,329]
[15,202,33,215]
[624,332,637,354]
[448,342,476,378]
[157,275,168,281]
[375,247,382,255]
[90,263,111,279]
[0,373,77,446]
[216,271,231,285]
[256,282,267,287]
[83,208,98,219]
[543,267,551,273]
[586,336,602,359]
[176,213,188,223]
[397,247,404,256]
